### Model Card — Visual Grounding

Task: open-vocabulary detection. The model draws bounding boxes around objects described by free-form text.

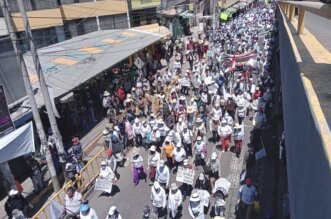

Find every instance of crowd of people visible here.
[4,0,280,218]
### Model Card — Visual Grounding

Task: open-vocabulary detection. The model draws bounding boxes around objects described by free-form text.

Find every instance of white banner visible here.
[94,177,113,194]
[196,189,210,207]
[49,200,64,219]
[213,178,231,196]
[176,167,195,185]
[0,122,35,163]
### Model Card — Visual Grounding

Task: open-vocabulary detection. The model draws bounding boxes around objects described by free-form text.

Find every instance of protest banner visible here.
[176,167,195,185]
[196,189,210,207]
[94,177,113,193]
[213,178,231,196]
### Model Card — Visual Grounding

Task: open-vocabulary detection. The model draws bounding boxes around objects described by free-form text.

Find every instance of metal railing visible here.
[32,148,106,219]
[279,1,331,34]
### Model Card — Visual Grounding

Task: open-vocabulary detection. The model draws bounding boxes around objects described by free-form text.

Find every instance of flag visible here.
[50,200,64,219]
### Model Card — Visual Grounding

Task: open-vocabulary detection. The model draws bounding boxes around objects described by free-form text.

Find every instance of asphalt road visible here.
[305,12,331,52]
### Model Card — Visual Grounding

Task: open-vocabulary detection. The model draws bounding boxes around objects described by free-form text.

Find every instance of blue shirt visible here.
[238,185,258,204]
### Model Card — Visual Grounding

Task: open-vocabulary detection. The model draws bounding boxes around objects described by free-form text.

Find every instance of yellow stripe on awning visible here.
[121,31,136,37]
[53,57,78,65]
[80,47,103,54]
[102,38,122,44]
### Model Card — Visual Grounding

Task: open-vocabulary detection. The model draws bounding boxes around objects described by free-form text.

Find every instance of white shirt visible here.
[176,122,186,133]
[218,125,232,138]
[150,130,161,142]
[173,148,186,162]
[212,108,223,119]
[133,123,142,135]
[141,125,151,138]
[182,129,192,144]
[65,192,82,215]
[156,165,170,186]
[131,155,143,168]
[99,166,115,179]
[151,186,167,208]
[168,190,183,210]
[148,152,160,167]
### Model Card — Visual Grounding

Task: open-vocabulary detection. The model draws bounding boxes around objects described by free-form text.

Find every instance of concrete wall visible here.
[278,9,331,219]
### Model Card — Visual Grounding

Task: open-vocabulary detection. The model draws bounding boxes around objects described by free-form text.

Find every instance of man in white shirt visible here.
[64,187,82,217]
[133,118,143,147]
[168,183,183,219]
[151,182,167,218]
[172,144,186,174]
[176,117,186,133]
[148,145,160,185]
[156,160,170,189]
[181,126,193,157]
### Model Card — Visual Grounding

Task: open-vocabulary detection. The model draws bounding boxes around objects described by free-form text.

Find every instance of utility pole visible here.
[0,0,60,191]
[17,0,67,166]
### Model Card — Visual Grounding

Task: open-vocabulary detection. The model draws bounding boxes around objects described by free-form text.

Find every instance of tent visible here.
[220,11,232,21]
[0,122,35,163]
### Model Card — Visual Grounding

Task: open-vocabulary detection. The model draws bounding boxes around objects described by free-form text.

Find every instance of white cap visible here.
[154,181,160,189]
[103,129,109,135]
[211,152,217,160]
[101,161,106,166]
[108,206,116,215]
[149,145,156,152]
[114,126,120,132]
[199,173,204,180]
[183,159,189,166]
[135,118,139,123]
[178,117,183,122]
[197,136,202,141]
[9,189,18,196]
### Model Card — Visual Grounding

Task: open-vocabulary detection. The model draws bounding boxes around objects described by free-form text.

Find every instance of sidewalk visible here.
[0,118,108,219]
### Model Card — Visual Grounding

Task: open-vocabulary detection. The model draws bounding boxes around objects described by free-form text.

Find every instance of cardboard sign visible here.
[134,57,144,69]
[176,167,195,185]
[196,189,210,207]
[94,177,113,193]
[213,178,231,196]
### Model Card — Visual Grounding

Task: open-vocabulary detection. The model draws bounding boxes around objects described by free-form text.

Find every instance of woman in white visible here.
[188,192,205,219]
[99,161,116,197]
[147,145,160,185]
[168,183,183,219]
[194,117,206,139]
[233,123,245,157]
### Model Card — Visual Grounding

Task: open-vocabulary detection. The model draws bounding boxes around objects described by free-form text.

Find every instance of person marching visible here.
[168,183,183,219]
[99,161,116,198]
[192,136,208,169]
[151,181,167,219]
[188,193,205,219]
[106,206,122,219]
[156,160,170,190]
[131,149,147,186]
[218,119,232,152]
[233,123,245,157]
[148,145,160,185]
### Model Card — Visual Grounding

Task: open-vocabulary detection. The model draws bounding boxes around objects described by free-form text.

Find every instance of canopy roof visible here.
[24,27,166,108]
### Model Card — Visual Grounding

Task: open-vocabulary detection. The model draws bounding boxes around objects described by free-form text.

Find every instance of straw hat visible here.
[187,106,196,114]
[132,148,140,156]
[170,183,178,190]
[234,123,242,129]
[190,193,200,202]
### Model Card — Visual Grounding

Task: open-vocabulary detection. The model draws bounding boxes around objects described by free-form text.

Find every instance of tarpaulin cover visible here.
[0,122,35,163]
[220,12,231,20]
